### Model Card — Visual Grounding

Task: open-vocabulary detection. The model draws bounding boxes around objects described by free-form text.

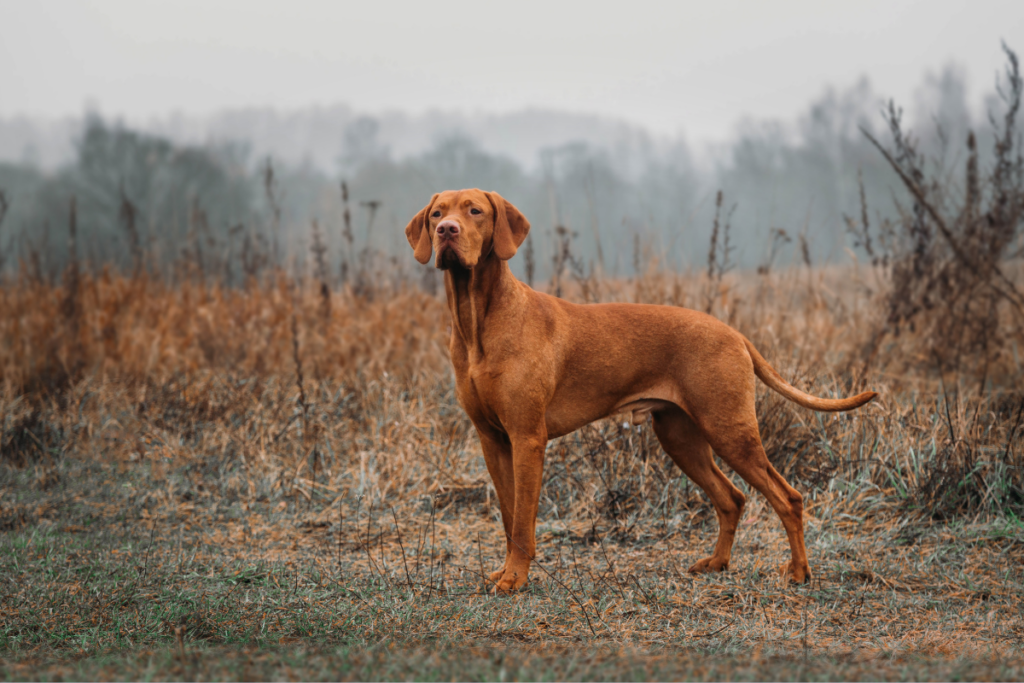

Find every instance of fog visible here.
[0,1,1021,280]
[3,0,1017,140]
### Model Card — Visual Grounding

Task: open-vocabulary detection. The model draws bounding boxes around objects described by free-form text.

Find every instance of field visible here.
[1,72,1024,679]
[1,244,1024,680]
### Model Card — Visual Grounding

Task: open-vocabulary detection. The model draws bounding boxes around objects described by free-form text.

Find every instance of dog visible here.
[405,188,878,592]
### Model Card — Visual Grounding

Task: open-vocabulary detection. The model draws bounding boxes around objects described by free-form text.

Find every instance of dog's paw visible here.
[493,569,528,594]
[488,567,507,584]
[779,560,811,584]
[687,557,729,574]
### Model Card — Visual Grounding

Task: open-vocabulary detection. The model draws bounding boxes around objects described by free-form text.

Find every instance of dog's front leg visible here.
[477,427,516,585]
[493,429,547,594]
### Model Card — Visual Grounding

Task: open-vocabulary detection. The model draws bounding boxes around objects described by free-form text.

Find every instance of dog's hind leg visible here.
[697,408,811,584]
[653,405,746,574]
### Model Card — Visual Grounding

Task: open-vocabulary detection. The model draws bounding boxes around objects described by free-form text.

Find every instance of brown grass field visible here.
[2,63,1024,678]
[1,247,1023,680]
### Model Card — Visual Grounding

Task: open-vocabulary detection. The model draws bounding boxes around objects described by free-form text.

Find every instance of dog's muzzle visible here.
[437,243,462,270]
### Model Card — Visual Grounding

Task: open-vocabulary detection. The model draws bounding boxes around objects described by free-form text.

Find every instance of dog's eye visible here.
[470,208,482,215]
[431,211,441,218]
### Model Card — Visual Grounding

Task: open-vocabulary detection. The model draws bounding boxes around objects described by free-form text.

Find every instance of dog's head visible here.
[404,189,530,270]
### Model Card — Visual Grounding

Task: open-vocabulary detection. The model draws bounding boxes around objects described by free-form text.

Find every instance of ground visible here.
[2,451,1024,681]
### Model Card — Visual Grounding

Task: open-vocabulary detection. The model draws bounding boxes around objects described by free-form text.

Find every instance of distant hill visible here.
[0,105,670,176]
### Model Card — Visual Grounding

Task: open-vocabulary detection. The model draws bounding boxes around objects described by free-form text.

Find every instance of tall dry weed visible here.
[852,44,1024,384]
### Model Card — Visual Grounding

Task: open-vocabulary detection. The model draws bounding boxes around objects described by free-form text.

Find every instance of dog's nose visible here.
[436,220,460,237]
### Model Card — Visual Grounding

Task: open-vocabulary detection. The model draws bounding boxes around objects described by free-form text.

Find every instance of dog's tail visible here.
[743,337,878,412]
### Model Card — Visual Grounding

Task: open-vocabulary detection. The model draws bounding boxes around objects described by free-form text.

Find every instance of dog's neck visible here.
[443,254,518,362]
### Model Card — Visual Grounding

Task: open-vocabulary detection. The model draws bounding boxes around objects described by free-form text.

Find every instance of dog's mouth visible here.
[436,243,463,271]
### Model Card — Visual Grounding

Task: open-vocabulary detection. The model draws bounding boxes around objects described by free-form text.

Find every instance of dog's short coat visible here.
[405,189,878,592]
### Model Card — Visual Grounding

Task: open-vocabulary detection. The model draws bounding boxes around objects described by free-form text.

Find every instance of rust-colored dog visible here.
[405,189,877,592]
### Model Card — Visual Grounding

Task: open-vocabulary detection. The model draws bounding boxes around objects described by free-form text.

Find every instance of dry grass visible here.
[0,254,1023,679]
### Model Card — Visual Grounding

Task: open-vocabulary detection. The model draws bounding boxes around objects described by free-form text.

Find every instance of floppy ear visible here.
[486,191,531,260]
[404,194,438,265]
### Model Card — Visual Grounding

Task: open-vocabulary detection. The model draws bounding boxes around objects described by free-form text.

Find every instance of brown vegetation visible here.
[1,252,1024,679]
[2,249,1022,520]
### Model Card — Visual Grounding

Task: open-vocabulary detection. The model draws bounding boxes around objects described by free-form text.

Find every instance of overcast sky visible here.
[2,0,1022,142]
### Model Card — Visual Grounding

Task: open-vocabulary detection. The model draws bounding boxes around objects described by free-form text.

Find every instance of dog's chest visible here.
[452,360,505,427]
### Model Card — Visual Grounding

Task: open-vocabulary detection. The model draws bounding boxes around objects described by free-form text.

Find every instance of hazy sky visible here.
[2,0,1022,141]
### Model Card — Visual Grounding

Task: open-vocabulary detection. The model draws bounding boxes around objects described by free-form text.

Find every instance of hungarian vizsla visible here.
[405,188,878,592]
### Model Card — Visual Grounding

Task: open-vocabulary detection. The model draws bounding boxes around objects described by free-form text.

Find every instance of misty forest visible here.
[1,62,1015,283]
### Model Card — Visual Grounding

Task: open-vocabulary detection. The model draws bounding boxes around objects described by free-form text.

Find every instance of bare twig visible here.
[263,159,282,267]
[861,126,1024,313]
